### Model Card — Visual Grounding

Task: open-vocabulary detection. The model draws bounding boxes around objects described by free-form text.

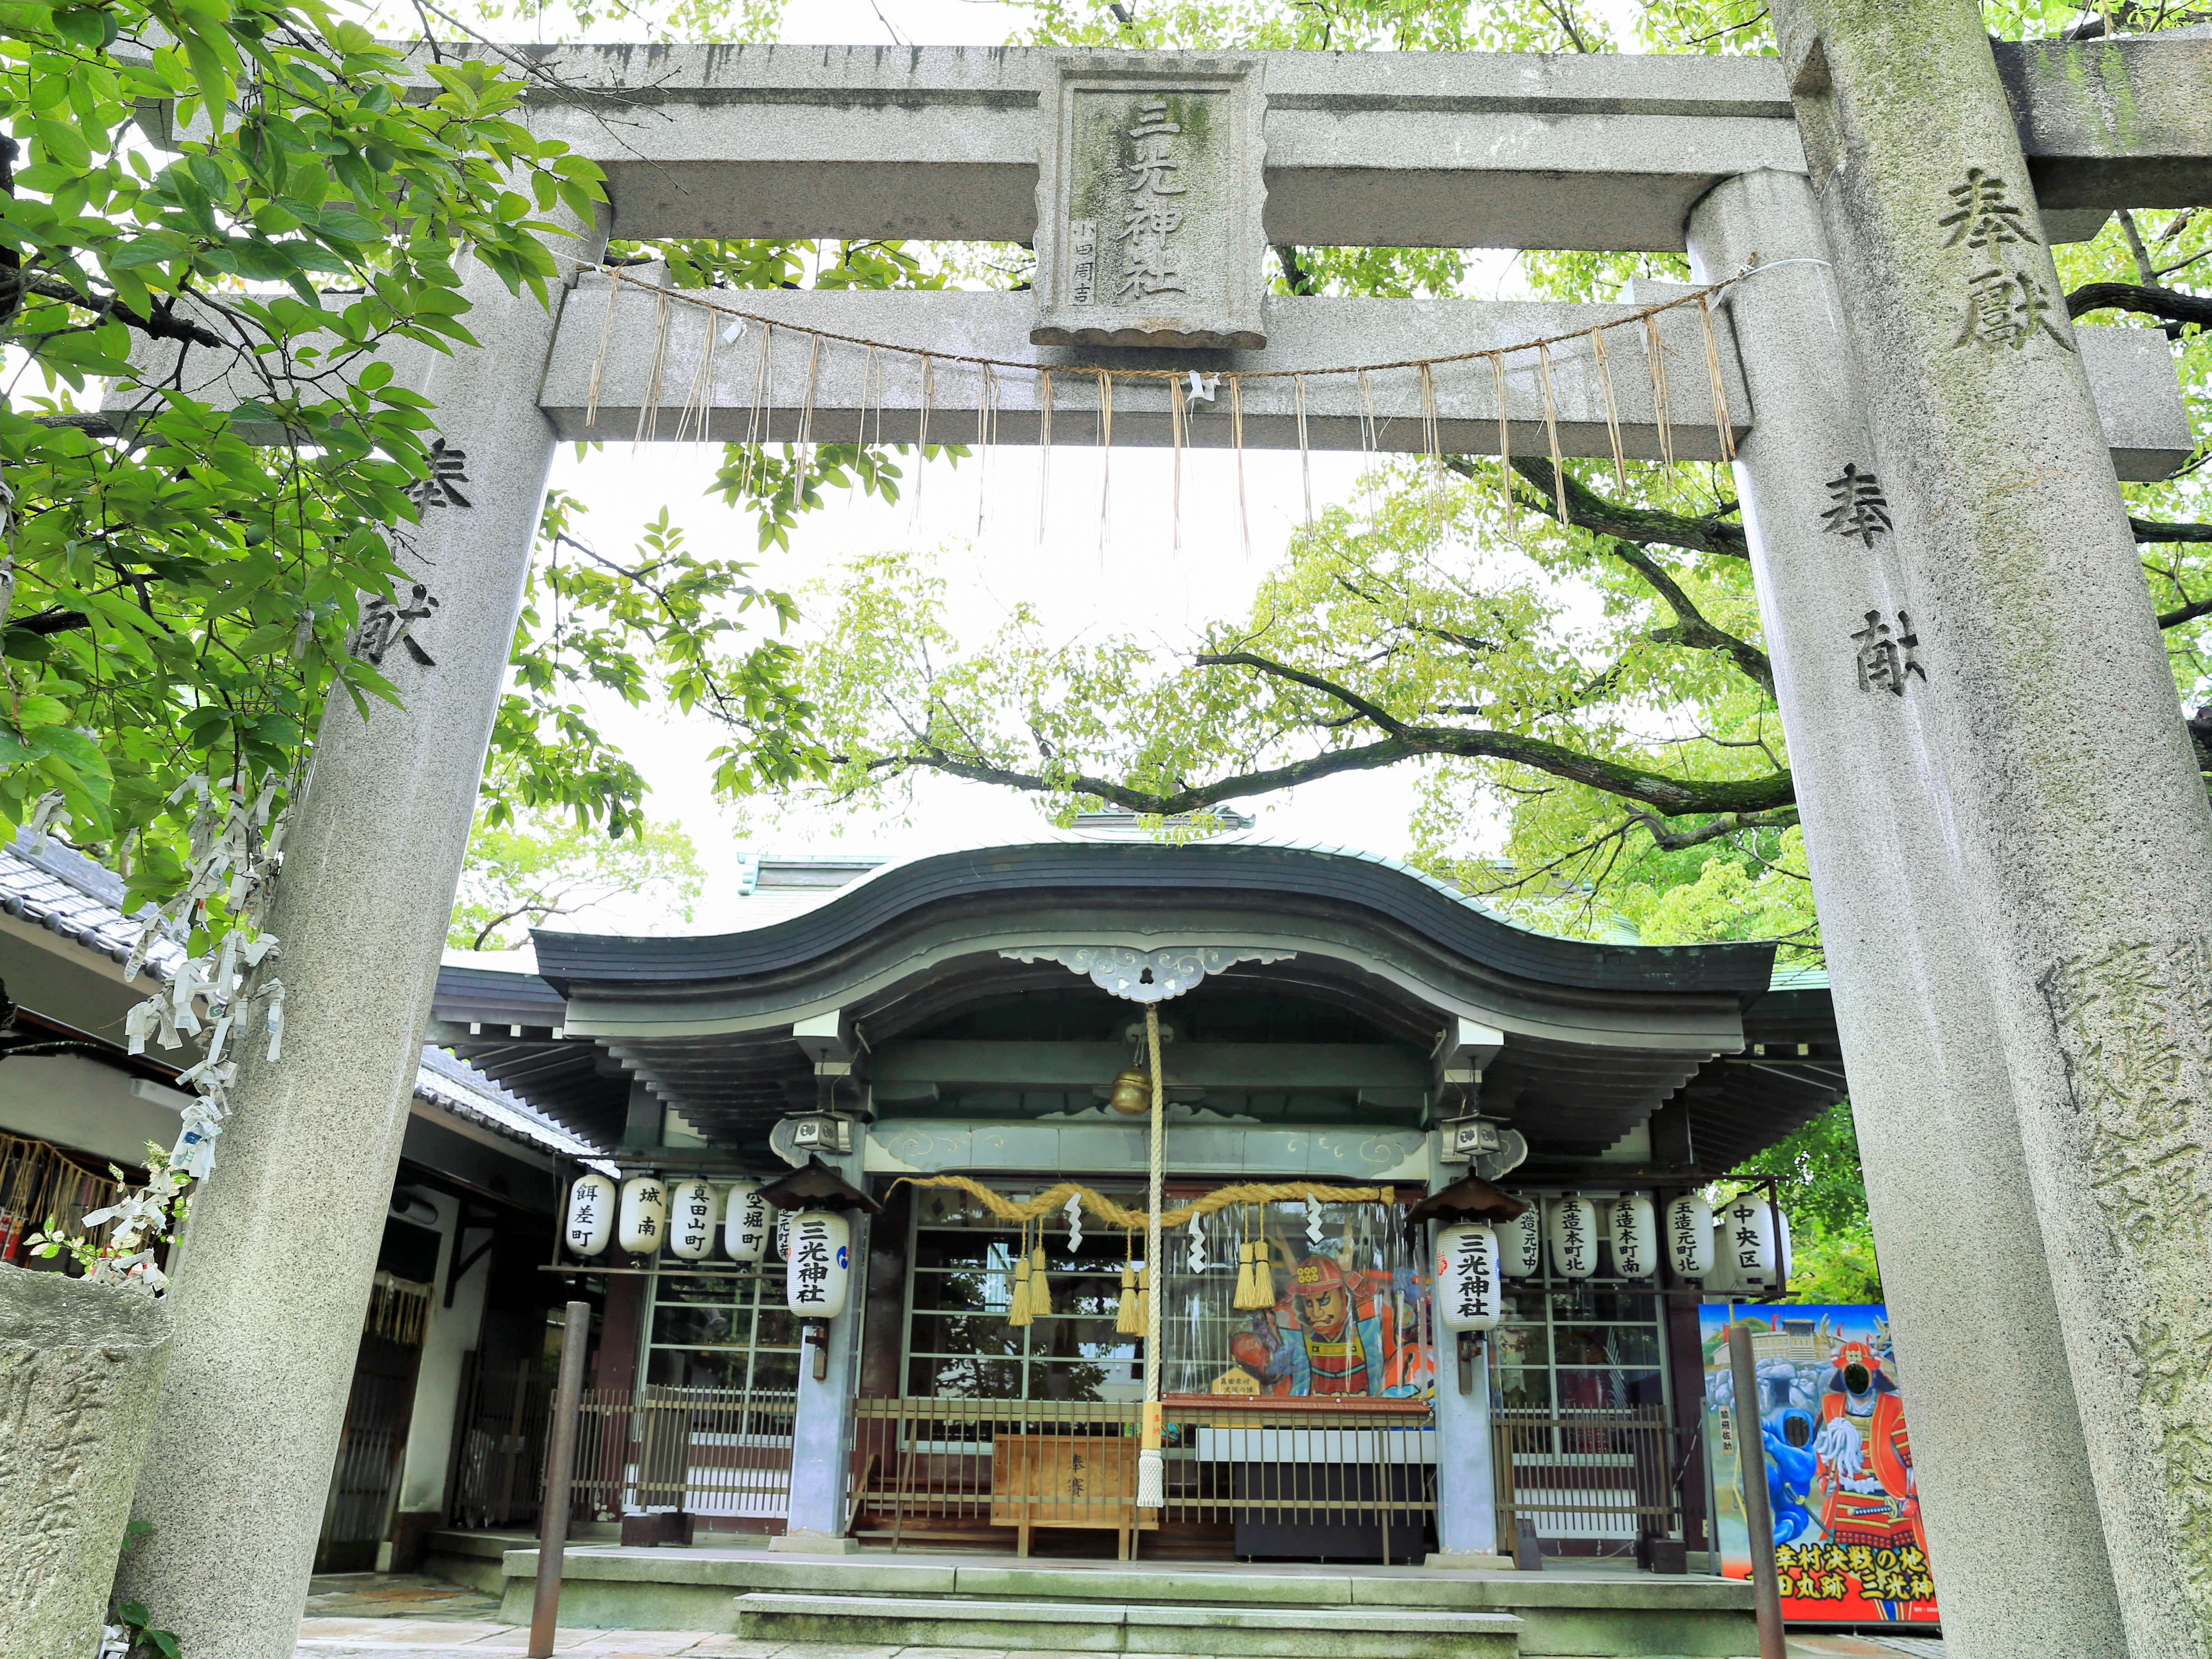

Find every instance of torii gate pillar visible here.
[1766,2,2212,1651]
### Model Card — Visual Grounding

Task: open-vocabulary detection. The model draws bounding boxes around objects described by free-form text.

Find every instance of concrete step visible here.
[734,1590,1525,1657]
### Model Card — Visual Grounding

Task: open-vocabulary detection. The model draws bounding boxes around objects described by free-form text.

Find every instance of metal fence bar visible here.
[1491,1404,1680,1550]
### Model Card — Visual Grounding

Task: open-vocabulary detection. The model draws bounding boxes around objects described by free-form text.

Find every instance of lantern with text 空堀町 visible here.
[1548,1193,1598,1279]
[1434,1223,1503,1332]
[1666,1194,1715,1280]
[564,1172,615,1257]
[784,1211,852,1320]
[618,1175,668,1255]
[669,1178,717,1260]
[1607,1194,1658,1279]
[1500,1202,1542,1277]
[724,1180,771,1262]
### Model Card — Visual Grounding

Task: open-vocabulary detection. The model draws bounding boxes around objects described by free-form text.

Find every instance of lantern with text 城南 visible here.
[1435,1223,1503,1332]
[724,1180,771,1262]
[1548,1193,1598,1279]
[618,1175,668,1255]
[1666,1194,1715,1279]
[1607,1194,1658,1279]
[564,1172,615,1257]
[1501,1202,1542,1277]
[669,1178,717,1260]
[785,1211,852,1321]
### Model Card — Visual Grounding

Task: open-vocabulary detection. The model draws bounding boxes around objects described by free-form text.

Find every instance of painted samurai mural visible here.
[1226,1250,1432,1397]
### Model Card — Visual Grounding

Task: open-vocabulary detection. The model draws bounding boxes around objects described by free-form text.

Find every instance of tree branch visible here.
[1602,539,1774,696]
[0,270,227,349]
[1274,245,1317,296]
[1444,454,1750,559]
[2066,279,2212,330]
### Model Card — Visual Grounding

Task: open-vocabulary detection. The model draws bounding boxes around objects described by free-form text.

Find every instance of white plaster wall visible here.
[395,1191,491,1515]
[0,1054,185,1167]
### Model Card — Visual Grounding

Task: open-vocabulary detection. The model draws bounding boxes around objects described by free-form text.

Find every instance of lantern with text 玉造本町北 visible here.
[1548,1193,1598,1279]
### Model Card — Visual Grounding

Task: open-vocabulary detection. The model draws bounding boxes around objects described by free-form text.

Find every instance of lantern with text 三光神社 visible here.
[669,1178,717,1260]
[564,1172,615,1257]
[724,1180,771,1262]
[1435,1223,1503,1332]
[785,1211,852,1321]
[1607,1194,1658,1279]
[618,1175,668,1255]
[1501,1202,1542,1277]
[1666,1194,1714,1279]
[1549,1193,1598,1279]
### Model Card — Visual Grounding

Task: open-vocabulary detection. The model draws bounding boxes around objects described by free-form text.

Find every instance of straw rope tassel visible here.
[1096,371,1114,559]
[1009,1218,1033,1327]
[1643,313,1674,469]
[584,267,620,429]
[1293,373,1313,525]
[1118,1232,1141,1336]
[1029,1229,1051,1317]
[1590,325,1628,489]
[1357,367,1379,525]
[1229,376,1250,558]
[636,287,671,446]
[738,324,772,501]
[797,332,822,471]
[1535,343,1572,524]
[1138,1004,1166,1509]
[1169,372,1187,552]
[912,353,933,528]
[1698,293,1738,461]
[976,362,998,536]
[675,300,719,447]
[1490,353,1518,537]
[1038,367,1055,546]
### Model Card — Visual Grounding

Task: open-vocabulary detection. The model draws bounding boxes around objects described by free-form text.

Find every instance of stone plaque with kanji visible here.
[1031,56,1267,351]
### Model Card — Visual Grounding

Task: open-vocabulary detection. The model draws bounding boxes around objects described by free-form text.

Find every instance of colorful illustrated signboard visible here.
[1700,1305,1940,1624]
[1222,1250,1434,1398]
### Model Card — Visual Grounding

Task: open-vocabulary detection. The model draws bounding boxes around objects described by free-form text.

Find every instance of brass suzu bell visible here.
[1107,1066,1153,1116]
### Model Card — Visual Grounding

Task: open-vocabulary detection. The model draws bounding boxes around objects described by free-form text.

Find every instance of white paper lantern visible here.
[1500,1203,1542,1277]
[1548,1193,1599,1279]
[1665,1195,1715,1279]
[668,1178,717,1260]
[563,1172,615,1257]
[1607,1195,1659,1280]
[618,1175,669,1255]
[1705,1223,1739,1297]
[785,1210,852,1320]
[724,1181,771,1262]
[1719,1193,1786,1287]
[1434,1223,1503,1332]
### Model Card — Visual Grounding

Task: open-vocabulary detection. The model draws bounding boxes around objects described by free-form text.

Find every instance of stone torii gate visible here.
[112,10,2212,1659]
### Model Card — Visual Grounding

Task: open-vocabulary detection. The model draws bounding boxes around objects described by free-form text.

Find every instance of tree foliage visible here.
[448,794,703,949]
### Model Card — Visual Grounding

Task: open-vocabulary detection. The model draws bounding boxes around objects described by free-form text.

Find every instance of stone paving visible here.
[292,1574,1947,1659]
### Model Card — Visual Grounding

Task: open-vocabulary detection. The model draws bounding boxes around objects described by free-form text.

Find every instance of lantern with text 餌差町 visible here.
[563,1172,615,1257]
[1434,1223,1503,1332]
[724,1180,772,1262]
[1665,1194,1714,1280]
[784,1211,852,1320]
[1500,1202,1542,1277]
[1548,1193,1598,1279]
[618,1175,669,1255]
[668,1178,718,1260]
[1607,1194,1658,1279]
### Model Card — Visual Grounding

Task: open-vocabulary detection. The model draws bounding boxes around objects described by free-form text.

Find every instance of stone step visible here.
[733,1591,1525,1657]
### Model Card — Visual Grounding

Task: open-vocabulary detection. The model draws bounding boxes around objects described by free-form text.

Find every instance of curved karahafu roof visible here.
[432,833,1844,1172]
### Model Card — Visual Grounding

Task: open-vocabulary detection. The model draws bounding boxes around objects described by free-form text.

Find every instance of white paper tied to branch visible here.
[24,789,70,853]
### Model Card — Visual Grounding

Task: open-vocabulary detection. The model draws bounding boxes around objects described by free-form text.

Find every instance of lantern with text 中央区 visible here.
[1665,1195,1714,1279]
[1548,1194,1598,1279]
[618,1176,668,1255]
[724,1181,771,1262]
[564,1172,615,1257]
[1501,1203,1542,1277]
[669,1178,717,1260]
[1434,1223,1503,1332]
[1720,1194,1793,1288]
[1607,1194,1658,1279]
[785,1211,852,1320]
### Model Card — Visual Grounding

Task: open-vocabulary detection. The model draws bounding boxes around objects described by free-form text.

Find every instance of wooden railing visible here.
[1491,1404,1680,1549]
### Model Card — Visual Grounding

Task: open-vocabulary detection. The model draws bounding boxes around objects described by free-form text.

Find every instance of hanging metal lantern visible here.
[1607,1194,1659,1280]
[785,1210,852,1320]
[1434,1223,1503,1332]
[618,1175,668,1255]
[1106,1066,1152,1115]
[563,1172,615,1257]
[1719,1192,1785,1287]
[1500,1201,1542,1277]
[724,1180,771,1262]
[669,1178,717,1261]
[1665,1194,1715,1280]
[1548,1192,1598,1279]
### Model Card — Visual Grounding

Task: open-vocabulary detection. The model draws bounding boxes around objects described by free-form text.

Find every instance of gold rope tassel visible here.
[1293,372,1314,525]
[1229,375,1250,559]
[583,264,621,430]
[1643,312,1674,469]
[1590,325,1628,489]
[1536,342,1572,525]
[1698,293,1738,461]
[1489,353,1518,538]
[1038,367,1054,546]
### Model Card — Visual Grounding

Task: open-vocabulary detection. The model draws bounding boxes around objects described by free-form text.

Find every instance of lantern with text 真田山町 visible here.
[724,1180,771,1262]
[1666,1194,1715,1279]
[1607,1194,1658,1279]
[564,1172,615,1257]
[669,1178,717,1260]
[1500,1202,1542,1277]
[785,1211,852,1320]
[1434,1223,1503,1332]
[1548,1193,1598,1279]
[618,1175,668,1255]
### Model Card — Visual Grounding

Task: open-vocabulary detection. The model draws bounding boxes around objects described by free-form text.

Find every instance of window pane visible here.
[648,1347,749,1389]
[1553,1367,1664,1409]
[750,1348,803,1394]
[909,1313,1023,1357]
[909,1352,1027,1399]
[910,1270,1006,1315]
[1492,1324,1552,1367]
[1550,1324,1661,1367]
[653,1302,742,1347]
[1493,1365,1550,1411]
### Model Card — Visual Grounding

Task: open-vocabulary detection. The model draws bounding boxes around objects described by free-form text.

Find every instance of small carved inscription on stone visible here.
[2038,939,2212,1612]
[405,437,472,510]
[351,582,439,669]
[1850,609,1924,696]
[1821,463,1891,548]
[1939,168,2072,355]
[1068,218,1098,306]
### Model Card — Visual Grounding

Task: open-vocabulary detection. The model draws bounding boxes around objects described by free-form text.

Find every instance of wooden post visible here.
[529,1301,591,1658]
[1726,1322,1786,1659]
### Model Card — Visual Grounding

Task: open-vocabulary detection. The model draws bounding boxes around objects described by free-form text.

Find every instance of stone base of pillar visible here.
[1424,1551,1513,1571]
[771,1531,860,1554]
